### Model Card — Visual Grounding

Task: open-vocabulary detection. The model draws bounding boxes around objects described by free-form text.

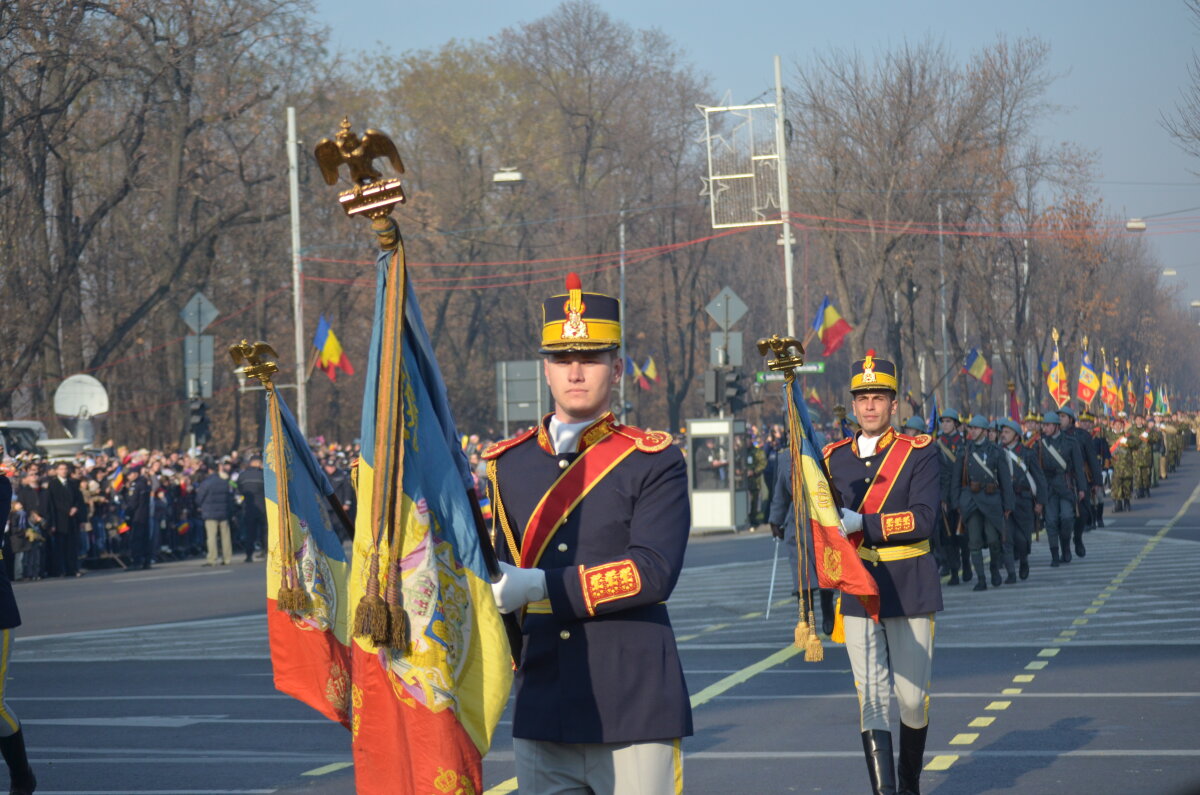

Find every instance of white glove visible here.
[491,561,548,614]
[839,507,863,535]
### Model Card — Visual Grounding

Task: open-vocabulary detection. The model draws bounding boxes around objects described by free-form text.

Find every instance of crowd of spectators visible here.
[1,440,360,582]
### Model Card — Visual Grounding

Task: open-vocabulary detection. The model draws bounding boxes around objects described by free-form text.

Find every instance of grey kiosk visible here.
[686,417,747,532]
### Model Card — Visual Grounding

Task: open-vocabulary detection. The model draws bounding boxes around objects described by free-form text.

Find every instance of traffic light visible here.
[724,371,748,413]
[188,399,210,445]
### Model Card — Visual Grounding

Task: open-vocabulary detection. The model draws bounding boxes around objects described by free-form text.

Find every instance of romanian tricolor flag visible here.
[626,356,650,390]
[962,348,993,385]
[117,521,130,535]
[263,387,352,727]
[313,315,355,383]
[1046,329,1070,409]
[347,242,512,794]
[176,521,190,536]
[806,386,823,408]
[642,356,660,385]
[109,466,125,492]
[1101,356,1120,412]
[783,374,880,645]
[1076,339,1099,405]
[1143,368,1154,411]
[810,296,853,357]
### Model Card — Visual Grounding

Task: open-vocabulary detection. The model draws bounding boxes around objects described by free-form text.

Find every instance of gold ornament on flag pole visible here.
[757,334,824,662]
[229,340,308,613]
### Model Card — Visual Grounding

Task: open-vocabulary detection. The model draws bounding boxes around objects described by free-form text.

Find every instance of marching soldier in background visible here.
[998,418,1046,580]
[1162,415,1180,475]
[952,415,1015,589]
[486,273,692,794]
[1132,414,1154,498]
[1108,414,1134,512]
[1035,412,1085,567]
[1022,410,1043,445]
[1079,412,1110,528]
[823,352,942,795]
[1147,416,1164,488]
[936,408,971,585]
[1059,407,1098,556]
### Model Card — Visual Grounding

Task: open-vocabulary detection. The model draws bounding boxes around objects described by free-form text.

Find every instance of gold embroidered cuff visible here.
[881,510,916,539]
[579,559,642,616]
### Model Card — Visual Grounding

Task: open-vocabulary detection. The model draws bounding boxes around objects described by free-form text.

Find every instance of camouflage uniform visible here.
[1131,419,1153,498]
[1107,419,1134,511]
[1148,423,1165,486]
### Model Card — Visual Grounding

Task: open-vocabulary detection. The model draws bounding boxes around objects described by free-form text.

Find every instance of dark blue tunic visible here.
[0,476,23,630]
[824,431,943,619]
[486,416,693,744]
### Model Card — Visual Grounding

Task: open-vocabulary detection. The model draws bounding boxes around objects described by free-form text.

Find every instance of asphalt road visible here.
[10,452,1200,794]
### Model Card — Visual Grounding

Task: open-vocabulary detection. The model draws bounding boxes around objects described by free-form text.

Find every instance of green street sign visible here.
[755,362,825,383]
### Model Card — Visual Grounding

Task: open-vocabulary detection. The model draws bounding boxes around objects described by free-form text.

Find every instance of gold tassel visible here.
[805,632,825,662]
[354,550,391,644]
[794,620,811,649]
[384,559,408,651]
[830,596,846,644]
[276,585,309,613]
[387,603,409,650]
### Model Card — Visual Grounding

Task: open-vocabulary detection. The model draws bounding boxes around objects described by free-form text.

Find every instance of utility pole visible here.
[618,200,627,421]
[938,202,949,407]
[774,55,796,338]
[287,106,307,435]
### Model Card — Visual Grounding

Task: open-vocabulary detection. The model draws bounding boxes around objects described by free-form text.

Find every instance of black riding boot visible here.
[1059,534,1072,563]
[897,723,928,795]
[1050,546,1061,568]
[1095,502,1105,527]
[820,589,835,636]
[0,728,36,795]
[861,730,897,795]
[1073,526,1086,558]
[959,541,972,581]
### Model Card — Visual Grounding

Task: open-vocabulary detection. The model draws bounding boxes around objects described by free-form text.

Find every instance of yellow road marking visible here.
[690,645,801,709]
[303,762,353,776]
[1002,688,1022,695]
[969,716,995,727]
[741,611,763,619]
[925,755,958,771]
[1060,629,1077,636]
[1073,618,1089,626]
[1084,607,1099,614]
[949,733,978,745]
[1025,661,1047,670]
[986,701,1011,711]
[1013,675,1034,683]
[1038,648,1060,658]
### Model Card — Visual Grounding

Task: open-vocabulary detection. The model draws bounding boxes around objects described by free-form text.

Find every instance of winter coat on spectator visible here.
[194,473,234,521]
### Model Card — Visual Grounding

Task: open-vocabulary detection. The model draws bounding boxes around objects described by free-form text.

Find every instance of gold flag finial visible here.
[229,340,280,388]
[756,335,806,378]
[1052,327,1059,343]
[314,117,407,220]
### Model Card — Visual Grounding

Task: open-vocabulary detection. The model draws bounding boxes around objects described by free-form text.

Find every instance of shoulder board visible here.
[822,437,853,459]
[897,432,932,449]
[481,427,537,460]
[612,424,673,453]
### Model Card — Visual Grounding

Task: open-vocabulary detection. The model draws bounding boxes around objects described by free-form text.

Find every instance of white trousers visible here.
[842,613,935,732]
[512,738,682,795]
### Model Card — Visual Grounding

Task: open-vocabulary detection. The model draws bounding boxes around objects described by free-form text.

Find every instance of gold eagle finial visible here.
[229,340,280,387]
[314,117,405,188]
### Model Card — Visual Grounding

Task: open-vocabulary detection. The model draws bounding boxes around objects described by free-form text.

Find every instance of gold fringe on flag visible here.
[266,380,309,614]
[785,368,823,663]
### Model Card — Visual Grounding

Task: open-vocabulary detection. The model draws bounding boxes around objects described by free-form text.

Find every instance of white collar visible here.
[857,431,884,458]
[548,416,594,455]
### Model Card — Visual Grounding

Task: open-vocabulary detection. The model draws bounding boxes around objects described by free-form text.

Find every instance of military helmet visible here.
[939,407,960,423]
[1059,405,1077,420]
[903,415,926,432]
[967,414,991,430]
[1042,411,1060,424]
[997,418,1021,435]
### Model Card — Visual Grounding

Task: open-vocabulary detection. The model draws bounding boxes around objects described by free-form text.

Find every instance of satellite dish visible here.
[54,374,109,443]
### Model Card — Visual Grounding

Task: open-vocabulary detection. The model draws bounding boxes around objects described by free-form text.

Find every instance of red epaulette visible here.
[481,427,537,460]
[822,437,853,459]
[896,432,932,449]
[612,423,674,453]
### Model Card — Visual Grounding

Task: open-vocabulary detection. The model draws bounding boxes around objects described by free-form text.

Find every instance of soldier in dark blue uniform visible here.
[998,418,1047,581]
[952,415,1015,590]
[823,352,942,795]
[485,273,691,794]
[1035,411,1086,567]
[0,472,38,795]
[935,408,970,585]
[1059,406,1100,556]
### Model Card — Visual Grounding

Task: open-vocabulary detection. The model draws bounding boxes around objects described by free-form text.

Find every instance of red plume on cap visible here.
[866,348,875,357]
[565,272,582,291]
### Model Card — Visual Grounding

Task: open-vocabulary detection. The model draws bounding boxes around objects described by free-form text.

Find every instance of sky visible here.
[313,0,1200,305]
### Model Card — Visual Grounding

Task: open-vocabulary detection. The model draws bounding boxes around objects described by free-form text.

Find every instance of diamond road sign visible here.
[705,286,747,331]
[181,292,219,334]
[756,362,825,382]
